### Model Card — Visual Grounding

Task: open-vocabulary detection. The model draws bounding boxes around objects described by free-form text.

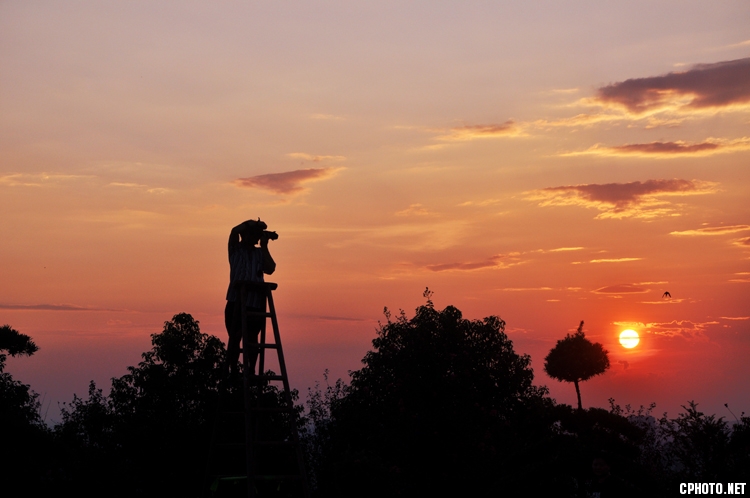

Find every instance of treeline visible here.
[1,297,748,497]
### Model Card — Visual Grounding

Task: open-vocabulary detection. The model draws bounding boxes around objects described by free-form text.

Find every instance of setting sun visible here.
[619,329,640,349]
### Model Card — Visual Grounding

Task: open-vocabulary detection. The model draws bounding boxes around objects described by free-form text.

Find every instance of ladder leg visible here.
[257,290,268,377]
[266,291,311,498]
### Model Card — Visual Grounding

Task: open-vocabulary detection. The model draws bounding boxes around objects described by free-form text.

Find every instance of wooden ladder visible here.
[206,282,310,498]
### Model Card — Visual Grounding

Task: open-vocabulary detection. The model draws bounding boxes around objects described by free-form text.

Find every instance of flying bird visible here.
[662,291,671,299]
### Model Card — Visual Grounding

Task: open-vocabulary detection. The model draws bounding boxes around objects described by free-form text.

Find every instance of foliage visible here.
[612,399,750,492]
[0,325,52,498]
[55,313,227,497]
[0,324,39,372]
[544,320,609,410]
[308,289,553,497]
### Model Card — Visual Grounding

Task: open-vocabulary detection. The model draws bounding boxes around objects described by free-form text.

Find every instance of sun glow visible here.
[619,329,640,349]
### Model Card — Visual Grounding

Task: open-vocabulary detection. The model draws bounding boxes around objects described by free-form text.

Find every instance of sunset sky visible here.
[2,1,749,423]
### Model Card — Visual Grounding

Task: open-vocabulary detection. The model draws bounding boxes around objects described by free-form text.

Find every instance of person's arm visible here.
[228,223,245,250]
[260,238,276,275]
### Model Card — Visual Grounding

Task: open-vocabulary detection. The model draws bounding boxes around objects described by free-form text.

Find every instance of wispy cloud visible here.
[106,182,171,194]
[593,57,750,114]
[425,254,518,272]
[498,287,553,291]
[590,257,642,263]
[234,167,341,195]
[526,179,717,219]
[614,320,719,338]
[0,303,122,311]
[593,284,650,294]
[720,316,749,321]
[562,138,750,158]
[548,247,584,252]
[732,237,750,247]
[670,225,750,236]
[287,153,346,162]
[395,204,435,217]
[433,120,523,142]
[0,173,93,187]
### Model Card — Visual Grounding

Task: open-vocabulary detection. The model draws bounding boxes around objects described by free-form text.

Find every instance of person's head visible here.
[240,219,267,247]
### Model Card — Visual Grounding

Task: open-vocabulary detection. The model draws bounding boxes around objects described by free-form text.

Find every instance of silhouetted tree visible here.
[544,321,609,410]
[309,289,552,496]
[56,313,227,497]
[0,324,44,428]
[1,325,51,497]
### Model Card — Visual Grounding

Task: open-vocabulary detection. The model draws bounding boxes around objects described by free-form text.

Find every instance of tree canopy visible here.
[57,313,227,497]
[544,321,610,410]
[310,289,552,496]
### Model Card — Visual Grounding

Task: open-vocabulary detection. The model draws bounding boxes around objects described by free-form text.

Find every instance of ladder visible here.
[206,281,310,498]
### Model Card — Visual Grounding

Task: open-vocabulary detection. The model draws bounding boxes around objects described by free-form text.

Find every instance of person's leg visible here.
[225,301,242,375]
[246,309,265,376]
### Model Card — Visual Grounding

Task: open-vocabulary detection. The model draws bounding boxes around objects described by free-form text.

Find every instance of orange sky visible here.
[2,2,749,423]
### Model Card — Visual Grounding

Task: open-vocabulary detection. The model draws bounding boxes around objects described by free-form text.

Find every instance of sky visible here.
[2,1,749,424]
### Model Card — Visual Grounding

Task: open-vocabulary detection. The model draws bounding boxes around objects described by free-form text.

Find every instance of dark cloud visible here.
[611,141,719,154]
[593,284,649,294]
[540,179,700,211]
[0,303,119,311]
[234,168,339,195]
[596,57,750,113]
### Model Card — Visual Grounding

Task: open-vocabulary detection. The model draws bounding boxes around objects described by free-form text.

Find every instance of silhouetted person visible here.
[224,219,276,378]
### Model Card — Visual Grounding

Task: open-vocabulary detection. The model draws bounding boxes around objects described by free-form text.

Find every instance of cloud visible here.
[640,298,686,305]
[590,257,642,263]
[395,204,435,217]
[670,225,750,236]
[548,246,584,252]
[458,198,503,207]
[234,167,341,195]
[720,316,749,321]
[733,237,750,247]
[106,182,171,194]
[425,254,517,272]
[498,287,554,291]
[594,57,750,114]
[0,173,93,187]
[434,120,523,142]
[593,284,650,294]
[563,138,750,158]
[526,179,716,219]
[287,153,346,162]
[0,303,121,311]
[614,319,719,338]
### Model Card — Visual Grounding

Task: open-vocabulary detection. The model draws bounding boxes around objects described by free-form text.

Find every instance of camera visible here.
[261,230,278,241]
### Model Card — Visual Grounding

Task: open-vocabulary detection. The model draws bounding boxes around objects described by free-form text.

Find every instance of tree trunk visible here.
[574,379,582,410]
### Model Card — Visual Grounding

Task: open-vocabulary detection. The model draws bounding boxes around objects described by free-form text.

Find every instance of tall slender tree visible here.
[544,321,609,410]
